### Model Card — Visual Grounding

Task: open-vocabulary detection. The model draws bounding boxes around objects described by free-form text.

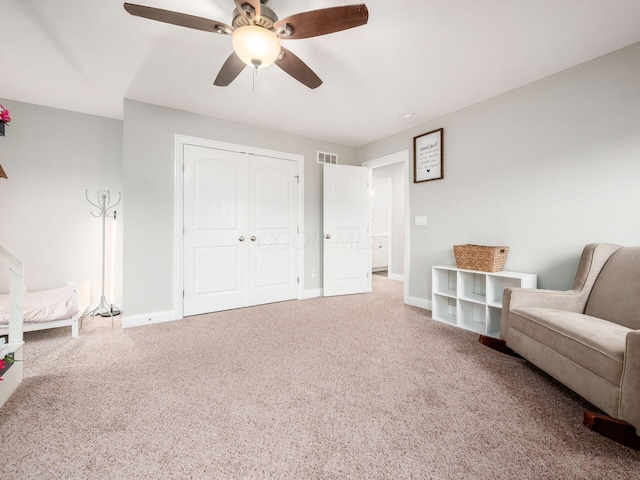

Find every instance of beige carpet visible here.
[1,276,639,479]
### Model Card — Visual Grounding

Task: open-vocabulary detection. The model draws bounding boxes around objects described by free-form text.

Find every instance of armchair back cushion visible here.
[585,247,640,329]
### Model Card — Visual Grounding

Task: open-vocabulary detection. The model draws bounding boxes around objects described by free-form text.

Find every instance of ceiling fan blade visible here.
[214,52,247,86]
[233,0,261,22]
[124,3,233,34]
[275,47,322,89]
[274,4,369,40]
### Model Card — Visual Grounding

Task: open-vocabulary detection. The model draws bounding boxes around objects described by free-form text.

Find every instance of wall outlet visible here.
[311,268,317,278]
[415,215,428,226]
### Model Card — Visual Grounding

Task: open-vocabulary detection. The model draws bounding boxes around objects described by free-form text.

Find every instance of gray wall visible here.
[357,42,640,305]
[0,98,123,306]
[122,100,358,317]
[371,161,405,277]
[5,40,639,319]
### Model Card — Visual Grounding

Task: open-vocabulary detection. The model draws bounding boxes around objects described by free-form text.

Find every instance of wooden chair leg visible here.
[478,335,520,357]
[583,410,640,450]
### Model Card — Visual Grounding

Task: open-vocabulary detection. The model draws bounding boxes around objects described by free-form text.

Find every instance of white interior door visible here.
[183,145,248,316]
[248,155,299,306]
[323,163,371,296]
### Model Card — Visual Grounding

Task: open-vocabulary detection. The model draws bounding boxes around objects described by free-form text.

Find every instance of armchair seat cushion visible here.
[510,308,629,387]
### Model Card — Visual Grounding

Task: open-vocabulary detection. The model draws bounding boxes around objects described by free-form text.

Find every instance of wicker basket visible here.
[453,244,509,272]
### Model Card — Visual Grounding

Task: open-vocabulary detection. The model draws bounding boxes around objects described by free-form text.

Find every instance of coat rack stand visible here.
[85,189,121,325]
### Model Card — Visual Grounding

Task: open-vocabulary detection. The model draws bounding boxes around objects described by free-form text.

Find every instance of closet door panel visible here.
[194,247,239,294]
[183,145,248,315]
[248,155,299,306]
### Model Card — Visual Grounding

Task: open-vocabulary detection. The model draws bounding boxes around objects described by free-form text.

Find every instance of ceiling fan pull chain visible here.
[253,65,257,91]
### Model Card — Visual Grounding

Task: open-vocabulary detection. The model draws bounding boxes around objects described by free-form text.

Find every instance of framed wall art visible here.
[413,128,443,183]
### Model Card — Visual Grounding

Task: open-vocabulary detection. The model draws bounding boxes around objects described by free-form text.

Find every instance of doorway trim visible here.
[362,150,410,305]
[173,135,305,320]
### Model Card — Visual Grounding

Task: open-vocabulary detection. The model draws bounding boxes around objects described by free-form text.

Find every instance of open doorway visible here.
[362,151,409,300]
[371,176,392,278]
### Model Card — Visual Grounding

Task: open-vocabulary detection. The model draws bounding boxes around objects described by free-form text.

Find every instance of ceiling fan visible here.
[123,1,369,89]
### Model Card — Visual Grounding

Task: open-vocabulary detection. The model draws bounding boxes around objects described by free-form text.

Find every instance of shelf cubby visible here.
[432,266,457,298]
[459,299,486,334]
[431,266,537,338]
[458,271,487,304]
[432,293,457,326]
[487,306,502,337]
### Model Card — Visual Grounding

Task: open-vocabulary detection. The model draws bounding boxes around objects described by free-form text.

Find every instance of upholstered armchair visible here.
[494,243,640,448]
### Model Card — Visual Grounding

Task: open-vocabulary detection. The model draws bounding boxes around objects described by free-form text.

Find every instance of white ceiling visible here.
[3,0,640,147]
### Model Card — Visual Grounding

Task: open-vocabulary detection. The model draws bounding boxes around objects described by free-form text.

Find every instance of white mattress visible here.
[0,285,79,325]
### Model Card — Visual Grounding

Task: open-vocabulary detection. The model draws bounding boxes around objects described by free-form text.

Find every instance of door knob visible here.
[325,234,331,239]
[251,236,256,242]
[239,236,245,242]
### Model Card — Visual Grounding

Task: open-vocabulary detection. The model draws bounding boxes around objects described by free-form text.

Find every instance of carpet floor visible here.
[1,276,639,479]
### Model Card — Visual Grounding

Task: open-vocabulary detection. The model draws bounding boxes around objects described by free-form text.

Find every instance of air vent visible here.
[317,151,338,165]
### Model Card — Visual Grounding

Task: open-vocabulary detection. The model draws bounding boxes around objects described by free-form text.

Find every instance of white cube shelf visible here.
[0,342,24,408]
[431,266,537,338]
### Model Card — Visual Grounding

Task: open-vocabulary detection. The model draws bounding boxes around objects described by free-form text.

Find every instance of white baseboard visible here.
[301,288,323,299]
[121,292,426,326]
[388,273,404,282]
[406,295,432,310]
[122,310,178,329]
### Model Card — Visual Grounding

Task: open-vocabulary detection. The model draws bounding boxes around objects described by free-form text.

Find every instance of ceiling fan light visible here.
[232,25,281,68]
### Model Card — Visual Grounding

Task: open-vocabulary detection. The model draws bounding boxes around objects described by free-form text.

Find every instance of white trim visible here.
[406,296,431,310]
[297,155,305,301]
[363,151,406,169]
[367,168,373,293]
[388,273,404,282]
[300,288,323,299]
[174,137,184,321]
[362,150,410,305]
[174,135,305,321]
[402,150,410,308]
[122,310,177,328]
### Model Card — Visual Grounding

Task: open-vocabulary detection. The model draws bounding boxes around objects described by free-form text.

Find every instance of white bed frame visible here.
[0,279,91,339]
[1,246,90,407]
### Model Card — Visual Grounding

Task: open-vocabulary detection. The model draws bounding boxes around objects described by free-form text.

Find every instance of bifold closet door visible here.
[183,145,298,316]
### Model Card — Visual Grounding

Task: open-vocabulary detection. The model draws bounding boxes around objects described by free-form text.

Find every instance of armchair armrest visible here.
[500,287,586,339]
[500,243,621,340]
[505,287,589,312]
[620,330,640,434]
